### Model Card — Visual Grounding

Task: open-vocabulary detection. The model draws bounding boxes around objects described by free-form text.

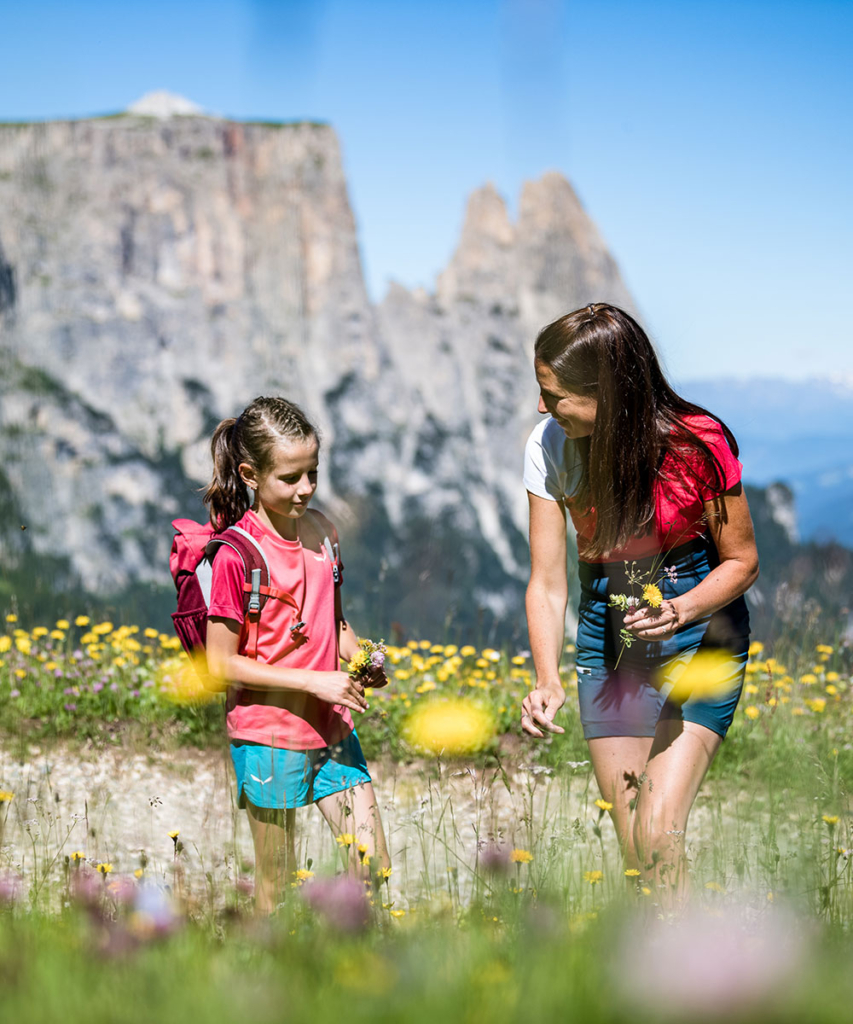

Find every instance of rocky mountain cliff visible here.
[0,108,838,640]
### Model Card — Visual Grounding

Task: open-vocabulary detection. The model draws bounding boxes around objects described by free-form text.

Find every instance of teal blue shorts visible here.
[230,731,371,812]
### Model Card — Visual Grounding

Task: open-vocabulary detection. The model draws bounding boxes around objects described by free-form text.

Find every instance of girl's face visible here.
[535,360,598,438]
[240,438,320,523]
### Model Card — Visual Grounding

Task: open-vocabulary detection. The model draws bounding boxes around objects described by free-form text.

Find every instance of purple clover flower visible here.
[302,876,371,932]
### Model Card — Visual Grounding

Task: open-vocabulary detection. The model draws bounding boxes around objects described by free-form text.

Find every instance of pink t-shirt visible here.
[208,508,354,750]
[524,414,742,564]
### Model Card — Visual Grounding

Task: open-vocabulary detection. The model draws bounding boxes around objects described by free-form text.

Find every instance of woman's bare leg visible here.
[633,719,722,912]
[246,802,297,915]
[587,736,655,870]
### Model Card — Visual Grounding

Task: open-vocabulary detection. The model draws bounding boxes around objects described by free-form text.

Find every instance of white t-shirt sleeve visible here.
[523,418,567,501]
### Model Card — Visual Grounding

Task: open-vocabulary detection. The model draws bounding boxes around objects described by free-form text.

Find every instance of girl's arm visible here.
[206,617,369,715]
[521,493,568,738]
[623,484,759,640]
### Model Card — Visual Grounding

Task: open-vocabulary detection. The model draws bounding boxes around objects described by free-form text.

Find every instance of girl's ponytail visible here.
[203,397,319,532]
[204,417,251,530]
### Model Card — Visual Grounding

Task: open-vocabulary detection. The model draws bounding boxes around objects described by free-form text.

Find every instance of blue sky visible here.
[1,0,850,382]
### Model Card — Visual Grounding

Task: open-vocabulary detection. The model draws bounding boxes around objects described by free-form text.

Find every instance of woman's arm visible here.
[205,617,369,714]
[623,483,759,640]
[521,493,569,737]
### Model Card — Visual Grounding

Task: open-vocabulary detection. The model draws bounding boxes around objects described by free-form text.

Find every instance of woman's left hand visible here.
[623,600,682,641]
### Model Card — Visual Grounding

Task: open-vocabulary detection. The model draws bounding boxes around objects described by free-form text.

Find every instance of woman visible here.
[521,304,758,908]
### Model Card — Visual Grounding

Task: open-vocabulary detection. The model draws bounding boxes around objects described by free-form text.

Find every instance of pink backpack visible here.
[169,513,342,670]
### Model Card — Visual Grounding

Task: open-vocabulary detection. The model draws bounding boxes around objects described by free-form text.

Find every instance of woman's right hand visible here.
[521,681,566,738]
[307,671,370,714]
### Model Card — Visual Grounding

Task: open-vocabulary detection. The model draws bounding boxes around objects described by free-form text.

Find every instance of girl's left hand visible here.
[623,600,682,641]
[365,666,389,689]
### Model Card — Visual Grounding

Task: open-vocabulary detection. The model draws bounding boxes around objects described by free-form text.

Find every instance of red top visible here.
[208,509,353,750]
[570,415,743,563]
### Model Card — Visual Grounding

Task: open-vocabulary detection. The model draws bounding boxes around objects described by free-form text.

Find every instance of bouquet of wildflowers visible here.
[347,638,388,687]
[608,562,678,655]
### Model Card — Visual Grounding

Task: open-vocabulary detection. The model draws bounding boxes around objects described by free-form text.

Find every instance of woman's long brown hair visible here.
[534,304,738,559]
[203,396,318,531]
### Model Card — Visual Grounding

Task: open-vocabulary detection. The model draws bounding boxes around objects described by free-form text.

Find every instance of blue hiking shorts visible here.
[575,536,750,740]
[230,730,371,813]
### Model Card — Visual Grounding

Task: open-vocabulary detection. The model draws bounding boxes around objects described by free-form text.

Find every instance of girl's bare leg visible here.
[316,781,391,877]
[633,719,722,913]
[587,736,654,870]
[246,802,297,915]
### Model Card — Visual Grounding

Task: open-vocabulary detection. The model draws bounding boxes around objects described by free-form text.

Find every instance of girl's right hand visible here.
[308,671,370,714]
[521,681,566,738]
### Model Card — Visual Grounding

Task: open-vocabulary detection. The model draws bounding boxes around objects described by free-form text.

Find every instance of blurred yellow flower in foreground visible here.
[662,650,738,703]
[748,641,764,656]
[584,870,603,885]
[404,698,495,756]
[0,791,14,803]
[823,815,839,826]
[157,651,218,705]
[510,849,533,864]
[744,706,760,721]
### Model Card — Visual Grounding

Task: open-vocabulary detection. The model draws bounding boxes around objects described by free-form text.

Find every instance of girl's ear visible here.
[238,462,258,489]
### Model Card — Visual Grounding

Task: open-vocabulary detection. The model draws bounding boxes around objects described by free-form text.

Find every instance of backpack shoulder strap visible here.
[304,509,343,587]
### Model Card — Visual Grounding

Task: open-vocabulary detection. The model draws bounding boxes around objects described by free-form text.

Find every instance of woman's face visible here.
[535,360,598,439]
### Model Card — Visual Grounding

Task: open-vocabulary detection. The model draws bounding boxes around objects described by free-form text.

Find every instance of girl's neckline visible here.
[245,508,303,548]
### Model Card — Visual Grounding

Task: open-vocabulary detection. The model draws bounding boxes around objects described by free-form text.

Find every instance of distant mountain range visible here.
[681,378,853,545]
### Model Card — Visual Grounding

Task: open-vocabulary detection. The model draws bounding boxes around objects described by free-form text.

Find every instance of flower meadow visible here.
[1,611,853,1023]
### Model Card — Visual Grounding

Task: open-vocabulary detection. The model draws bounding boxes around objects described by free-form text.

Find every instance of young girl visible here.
[521,304,758,909]
[203,396,390,913]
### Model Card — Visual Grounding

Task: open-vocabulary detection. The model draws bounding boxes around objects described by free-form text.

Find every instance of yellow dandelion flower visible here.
[624,869,641,877]
[32,626,48,638]
[664,650,739,703]
[594,799,613,812]
[70,851,85,862]
[823,815,839,826]
[744,705,760,720]
[800,673,818,685]
[806,698,826,713]
[378,867,392,879]
[96,863,113,875]
[443,645,458,656]
[510,848,533,864]
[641,886,652,896]
[460,645,476,657]
[295,869,314,881]
[826,671,840,683]
[134,868,144,879]
[44,661,58,672]
[55,620,70,630]
[0,791,14,803]
[168,830,180,840]
[747,641,764,656]
[815,644,834,655]
[74,615,90,627]
[418,640,431,650]
[643,584,663,608]
[826,685,838,696]
[404,699,496,756]
[584,870,603,885]
[0,636,10,652]
[14,668,27,679]
[92,622,114,636]
[336,833,356,847]
[390,909,406,918]
[5,614,18,623]
[704,881,726,893]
